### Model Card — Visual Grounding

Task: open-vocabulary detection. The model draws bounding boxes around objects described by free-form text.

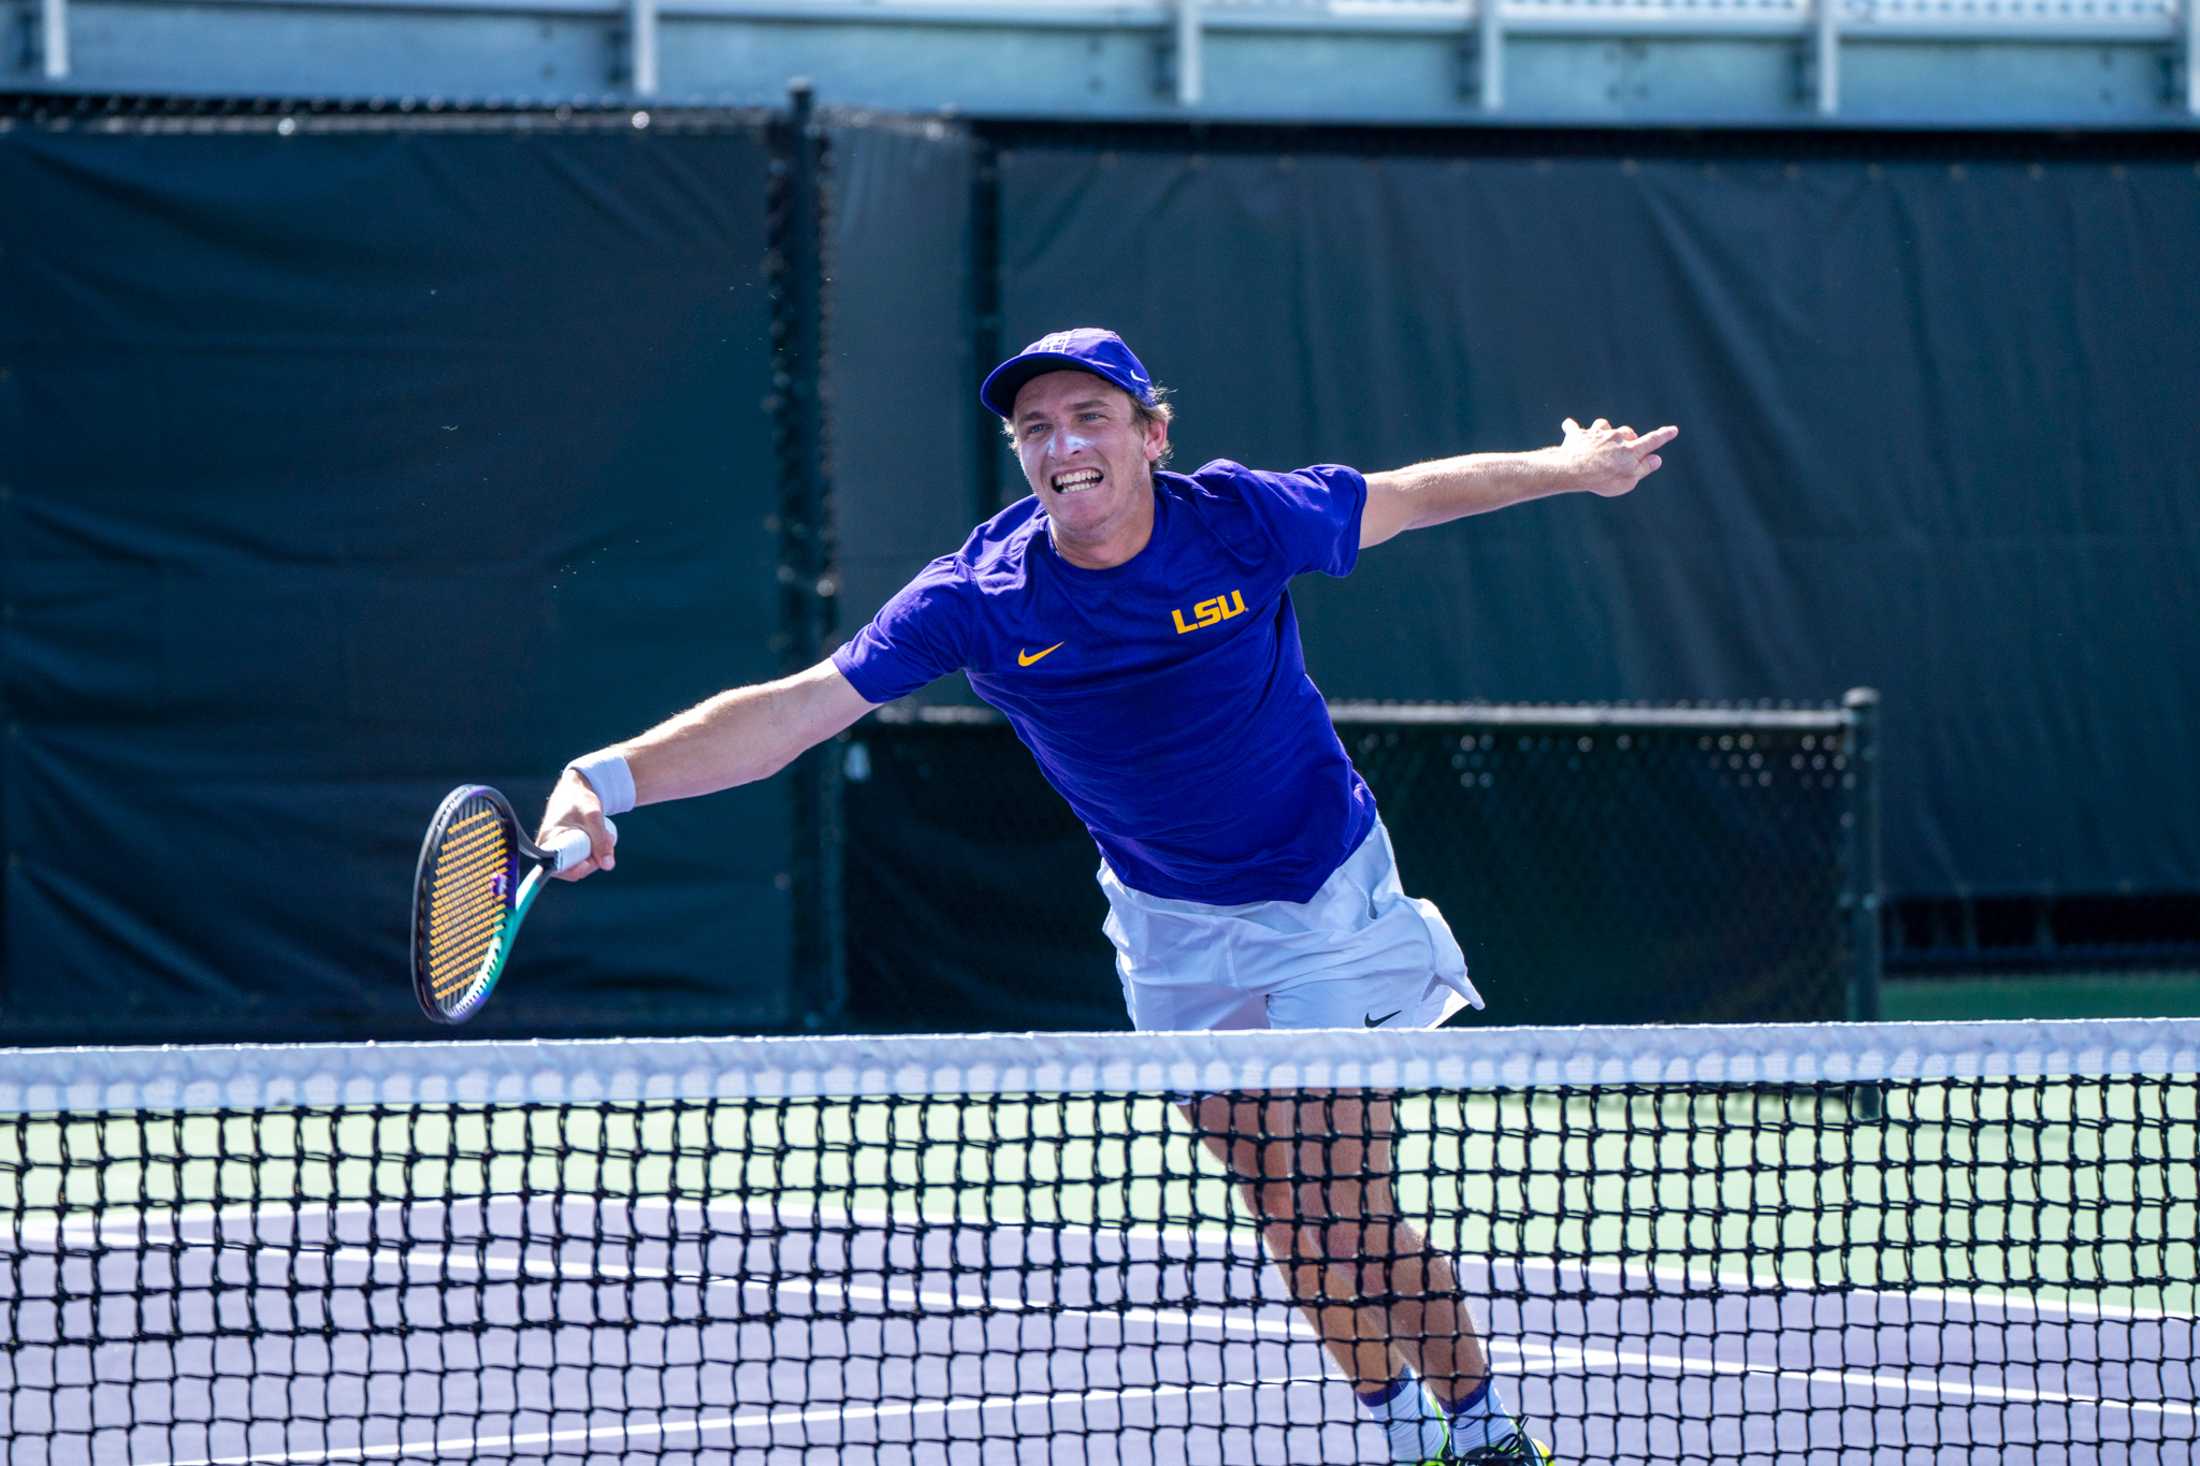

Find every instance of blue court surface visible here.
[4,1193,2192,1464]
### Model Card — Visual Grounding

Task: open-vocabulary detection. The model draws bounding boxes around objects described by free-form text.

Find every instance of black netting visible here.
[4,1036,2192,1464]
[842,705,1872,1032]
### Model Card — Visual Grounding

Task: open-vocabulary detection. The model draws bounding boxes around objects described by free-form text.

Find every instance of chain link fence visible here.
[839,694,1880,1032]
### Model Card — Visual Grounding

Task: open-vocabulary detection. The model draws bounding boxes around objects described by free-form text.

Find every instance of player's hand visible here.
[538,770,618,882]
[1560,417,1679,497]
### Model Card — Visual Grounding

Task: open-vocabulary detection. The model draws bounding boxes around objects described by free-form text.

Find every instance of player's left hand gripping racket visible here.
[411,784,615,1024]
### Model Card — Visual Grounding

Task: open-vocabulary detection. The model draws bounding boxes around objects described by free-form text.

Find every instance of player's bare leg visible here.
[1187,1092,1486,1383]
[1184,1090,1549,1463]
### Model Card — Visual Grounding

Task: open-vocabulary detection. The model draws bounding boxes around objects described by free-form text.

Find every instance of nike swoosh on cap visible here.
[1018,643,1065,667]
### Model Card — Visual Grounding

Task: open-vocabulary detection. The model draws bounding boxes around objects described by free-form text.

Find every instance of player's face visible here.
[1010,372,1167,549]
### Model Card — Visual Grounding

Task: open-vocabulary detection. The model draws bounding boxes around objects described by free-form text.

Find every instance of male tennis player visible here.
[542,328,1675,1465]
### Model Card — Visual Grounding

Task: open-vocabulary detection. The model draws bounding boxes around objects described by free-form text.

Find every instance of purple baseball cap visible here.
[980,328,1157,420]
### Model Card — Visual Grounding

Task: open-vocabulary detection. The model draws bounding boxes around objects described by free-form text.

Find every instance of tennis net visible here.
[2,1020,2194,1464]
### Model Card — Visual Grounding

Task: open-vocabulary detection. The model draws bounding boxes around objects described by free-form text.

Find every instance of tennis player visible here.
[542,328,1675,1466]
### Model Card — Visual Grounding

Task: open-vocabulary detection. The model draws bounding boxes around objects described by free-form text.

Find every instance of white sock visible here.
[1357,1370,1450,1465]
[1444,1376,1524,1454]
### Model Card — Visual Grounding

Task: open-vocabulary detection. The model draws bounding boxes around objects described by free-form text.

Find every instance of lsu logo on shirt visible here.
[1172,589,1247,635]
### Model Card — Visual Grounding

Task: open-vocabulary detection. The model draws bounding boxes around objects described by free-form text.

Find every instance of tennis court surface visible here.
[4,1021,2194,1463]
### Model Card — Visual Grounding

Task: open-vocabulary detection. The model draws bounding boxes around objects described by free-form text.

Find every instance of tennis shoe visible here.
[1383,1402,1451,1465]
[1451,1430,1555,1464]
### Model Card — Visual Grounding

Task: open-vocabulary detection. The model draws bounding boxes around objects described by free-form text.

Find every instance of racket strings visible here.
[429,909,508,995]
[425,811,506,895]
[421,797,514,1005]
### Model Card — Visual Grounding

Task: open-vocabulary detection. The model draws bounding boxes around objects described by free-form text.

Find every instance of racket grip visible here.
[547,819,616,874]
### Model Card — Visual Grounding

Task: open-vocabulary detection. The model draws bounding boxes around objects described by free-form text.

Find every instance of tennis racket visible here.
[410,783,615,1024]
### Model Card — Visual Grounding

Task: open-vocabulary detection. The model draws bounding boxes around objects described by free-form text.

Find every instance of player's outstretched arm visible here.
[1359,417,1678,549]
[539,659,874,880]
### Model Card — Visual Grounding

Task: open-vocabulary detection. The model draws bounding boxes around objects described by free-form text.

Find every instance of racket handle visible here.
[546,819,616,874]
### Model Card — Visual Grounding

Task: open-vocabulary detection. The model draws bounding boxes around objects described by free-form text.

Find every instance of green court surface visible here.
[1883,968,2200,1022]
[8,1077,2194,1317]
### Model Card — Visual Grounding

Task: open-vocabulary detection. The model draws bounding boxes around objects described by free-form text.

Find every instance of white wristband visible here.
[564,750,637,817]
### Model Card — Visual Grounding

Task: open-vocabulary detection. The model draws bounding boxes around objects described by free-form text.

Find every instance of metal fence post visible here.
[1478,0,1504,111]
[769,80,844,1028]
[1459,0,1505,111]
[1175,0,1204,107]
[969,136,1004,519]
[37,0,70,80]
[2182,0,2200,116]
[625,0,659,98]
[1811,0,1842,117]
[1843,686,1883,1023]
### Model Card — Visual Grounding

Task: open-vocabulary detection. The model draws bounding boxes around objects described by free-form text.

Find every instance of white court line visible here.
[755,1197,2200,1326]
[147,1371,1332,1466]
[324,1237,2200,1423]
[293,1238,1314,1346]
[13,1187,2194,1324]
[1491,1339,2197,1421]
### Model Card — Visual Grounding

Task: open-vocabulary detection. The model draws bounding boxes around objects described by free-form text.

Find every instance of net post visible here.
[1843,686,1885,1119]
[1841,686,1883,1024]
[769,79,846,1029]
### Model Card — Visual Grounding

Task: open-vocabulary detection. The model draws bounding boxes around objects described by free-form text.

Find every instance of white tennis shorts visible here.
[1098,818,1483,1032]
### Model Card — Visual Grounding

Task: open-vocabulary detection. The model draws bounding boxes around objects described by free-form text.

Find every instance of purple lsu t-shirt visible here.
[831,459,1377,905]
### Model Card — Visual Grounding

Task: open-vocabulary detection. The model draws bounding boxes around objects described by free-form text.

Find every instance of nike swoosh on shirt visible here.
[1364,1010,1402,1028]
[1018,643,1065,667]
